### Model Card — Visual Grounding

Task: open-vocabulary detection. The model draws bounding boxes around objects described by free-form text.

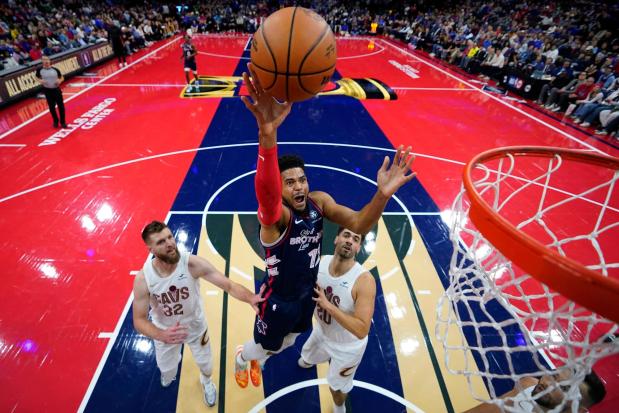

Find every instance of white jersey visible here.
[143,251,206,342]
[314,255,368,347]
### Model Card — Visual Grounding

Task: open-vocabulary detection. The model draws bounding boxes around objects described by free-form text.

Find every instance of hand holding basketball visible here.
[376,145,417,198]
[241,63,292,140]
[250,6,336,102]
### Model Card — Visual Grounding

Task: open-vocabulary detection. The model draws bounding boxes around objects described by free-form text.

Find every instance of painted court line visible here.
[231,266,253,281]
[0,141,416,203]
[248,378,424,413]
[379,39,608,155]
[2,141,614,216]
[200,164,418,256]
[0,144,26,147]
[97,332,114,339]
[85,83,186,88]
[169,210,442,215]
[0,36,182,141]
[393,87,477,91]
[78,292,135,412]
[198,51,250,60]
[337,45,384,60]
[78,211,171,412]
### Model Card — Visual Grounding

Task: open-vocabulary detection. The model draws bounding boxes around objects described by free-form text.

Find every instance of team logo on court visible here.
[181,75,397,100]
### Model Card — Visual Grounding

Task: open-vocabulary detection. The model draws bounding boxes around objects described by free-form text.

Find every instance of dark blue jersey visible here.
[261,197,323,300]
[182,43,195,62]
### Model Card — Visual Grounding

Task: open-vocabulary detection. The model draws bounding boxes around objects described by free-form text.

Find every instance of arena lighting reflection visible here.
[96,202,114,222]
[39,262,59,279]
[81,215,96,232]
[440,209,466,229]
[134,338,152,354]
[400,337,420,356]
[385,292,407,319]
[177,230,188,242]
[20,339,37,353]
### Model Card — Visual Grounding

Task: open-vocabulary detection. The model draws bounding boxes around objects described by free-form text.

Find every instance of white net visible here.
[436,148,619,412]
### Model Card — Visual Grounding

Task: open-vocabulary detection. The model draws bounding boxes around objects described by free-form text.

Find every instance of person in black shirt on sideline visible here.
[35,56,67,129]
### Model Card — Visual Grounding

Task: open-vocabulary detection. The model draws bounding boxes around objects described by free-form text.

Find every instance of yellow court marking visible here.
[365,218,447,412]
[402,222,488,412]
[177,225,225,412]
[315,330,332,411]
[224,215,266,411]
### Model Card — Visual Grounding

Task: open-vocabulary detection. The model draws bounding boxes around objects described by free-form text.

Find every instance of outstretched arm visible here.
[188,255,264,314]
[315,145,416,234]
[241,63,293,233]
[314,273,376,339]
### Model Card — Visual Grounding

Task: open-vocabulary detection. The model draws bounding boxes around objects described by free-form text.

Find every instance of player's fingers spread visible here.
[248,63,263,92]
[405,154,416,170]
[241,96,256,111]
[380,155,389,171]
[404,171,417,182]
[401,146,412,167]
[243,73,258,99]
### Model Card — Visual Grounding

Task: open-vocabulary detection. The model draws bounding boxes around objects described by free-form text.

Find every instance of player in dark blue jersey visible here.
[181,34,198,92]
[234,63,417,388]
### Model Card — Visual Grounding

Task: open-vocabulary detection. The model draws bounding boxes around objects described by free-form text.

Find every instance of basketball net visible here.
[436,147,619,412]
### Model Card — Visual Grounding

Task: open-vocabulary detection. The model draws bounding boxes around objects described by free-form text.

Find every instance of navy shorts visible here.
[253,292,316,351]
[184,59,197,71]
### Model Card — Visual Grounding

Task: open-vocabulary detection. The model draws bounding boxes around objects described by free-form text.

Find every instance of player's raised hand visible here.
[158,321,189,344]
[241,63,292,140]
[376,145,416,198]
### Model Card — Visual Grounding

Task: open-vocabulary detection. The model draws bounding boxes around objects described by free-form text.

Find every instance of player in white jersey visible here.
[298,227,376,413]
[133,221,264,407]
[463,369,606,412]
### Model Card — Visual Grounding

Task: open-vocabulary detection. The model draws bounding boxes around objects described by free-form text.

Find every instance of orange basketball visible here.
[250,7,336,102]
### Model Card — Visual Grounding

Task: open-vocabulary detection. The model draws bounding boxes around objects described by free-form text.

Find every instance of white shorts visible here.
[154,327,212,375]
[300,327,367,393]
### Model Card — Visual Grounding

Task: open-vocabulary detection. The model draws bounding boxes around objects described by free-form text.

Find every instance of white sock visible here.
[236,350,247,367]
[333,403,346,413]
[241,340,270,361]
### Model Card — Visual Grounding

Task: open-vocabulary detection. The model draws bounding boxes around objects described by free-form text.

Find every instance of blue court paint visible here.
[84,37,551,412]
[350,271,406,413]
[84,215,203,412]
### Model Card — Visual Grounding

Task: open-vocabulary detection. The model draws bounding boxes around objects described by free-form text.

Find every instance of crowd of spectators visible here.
[0,0,181,72]
[1,1,618,136]
[387,0,618,137]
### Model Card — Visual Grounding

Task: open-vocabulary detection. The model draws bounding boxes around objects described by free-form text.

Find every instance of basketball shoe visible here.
[234,345,249,388]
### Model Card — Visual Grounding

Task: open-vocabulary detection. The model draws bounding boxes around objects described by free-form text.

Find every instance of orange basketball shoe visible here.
[249,359,262,387]
[234,345,248,388]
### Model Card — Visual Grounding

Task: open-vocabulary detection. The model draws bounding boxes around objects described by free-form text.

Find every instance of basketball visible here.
[250,7,336,102]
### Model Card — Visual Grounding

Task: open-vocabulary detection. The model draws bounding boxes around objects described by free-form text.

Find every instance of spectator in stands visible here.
[595,108,619,137]
[571,84,605,119]
[575,87,619,127]
[597,65,617,92]
[545,72,587,110]
[479,46,506,81]
[555,76,596,113]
